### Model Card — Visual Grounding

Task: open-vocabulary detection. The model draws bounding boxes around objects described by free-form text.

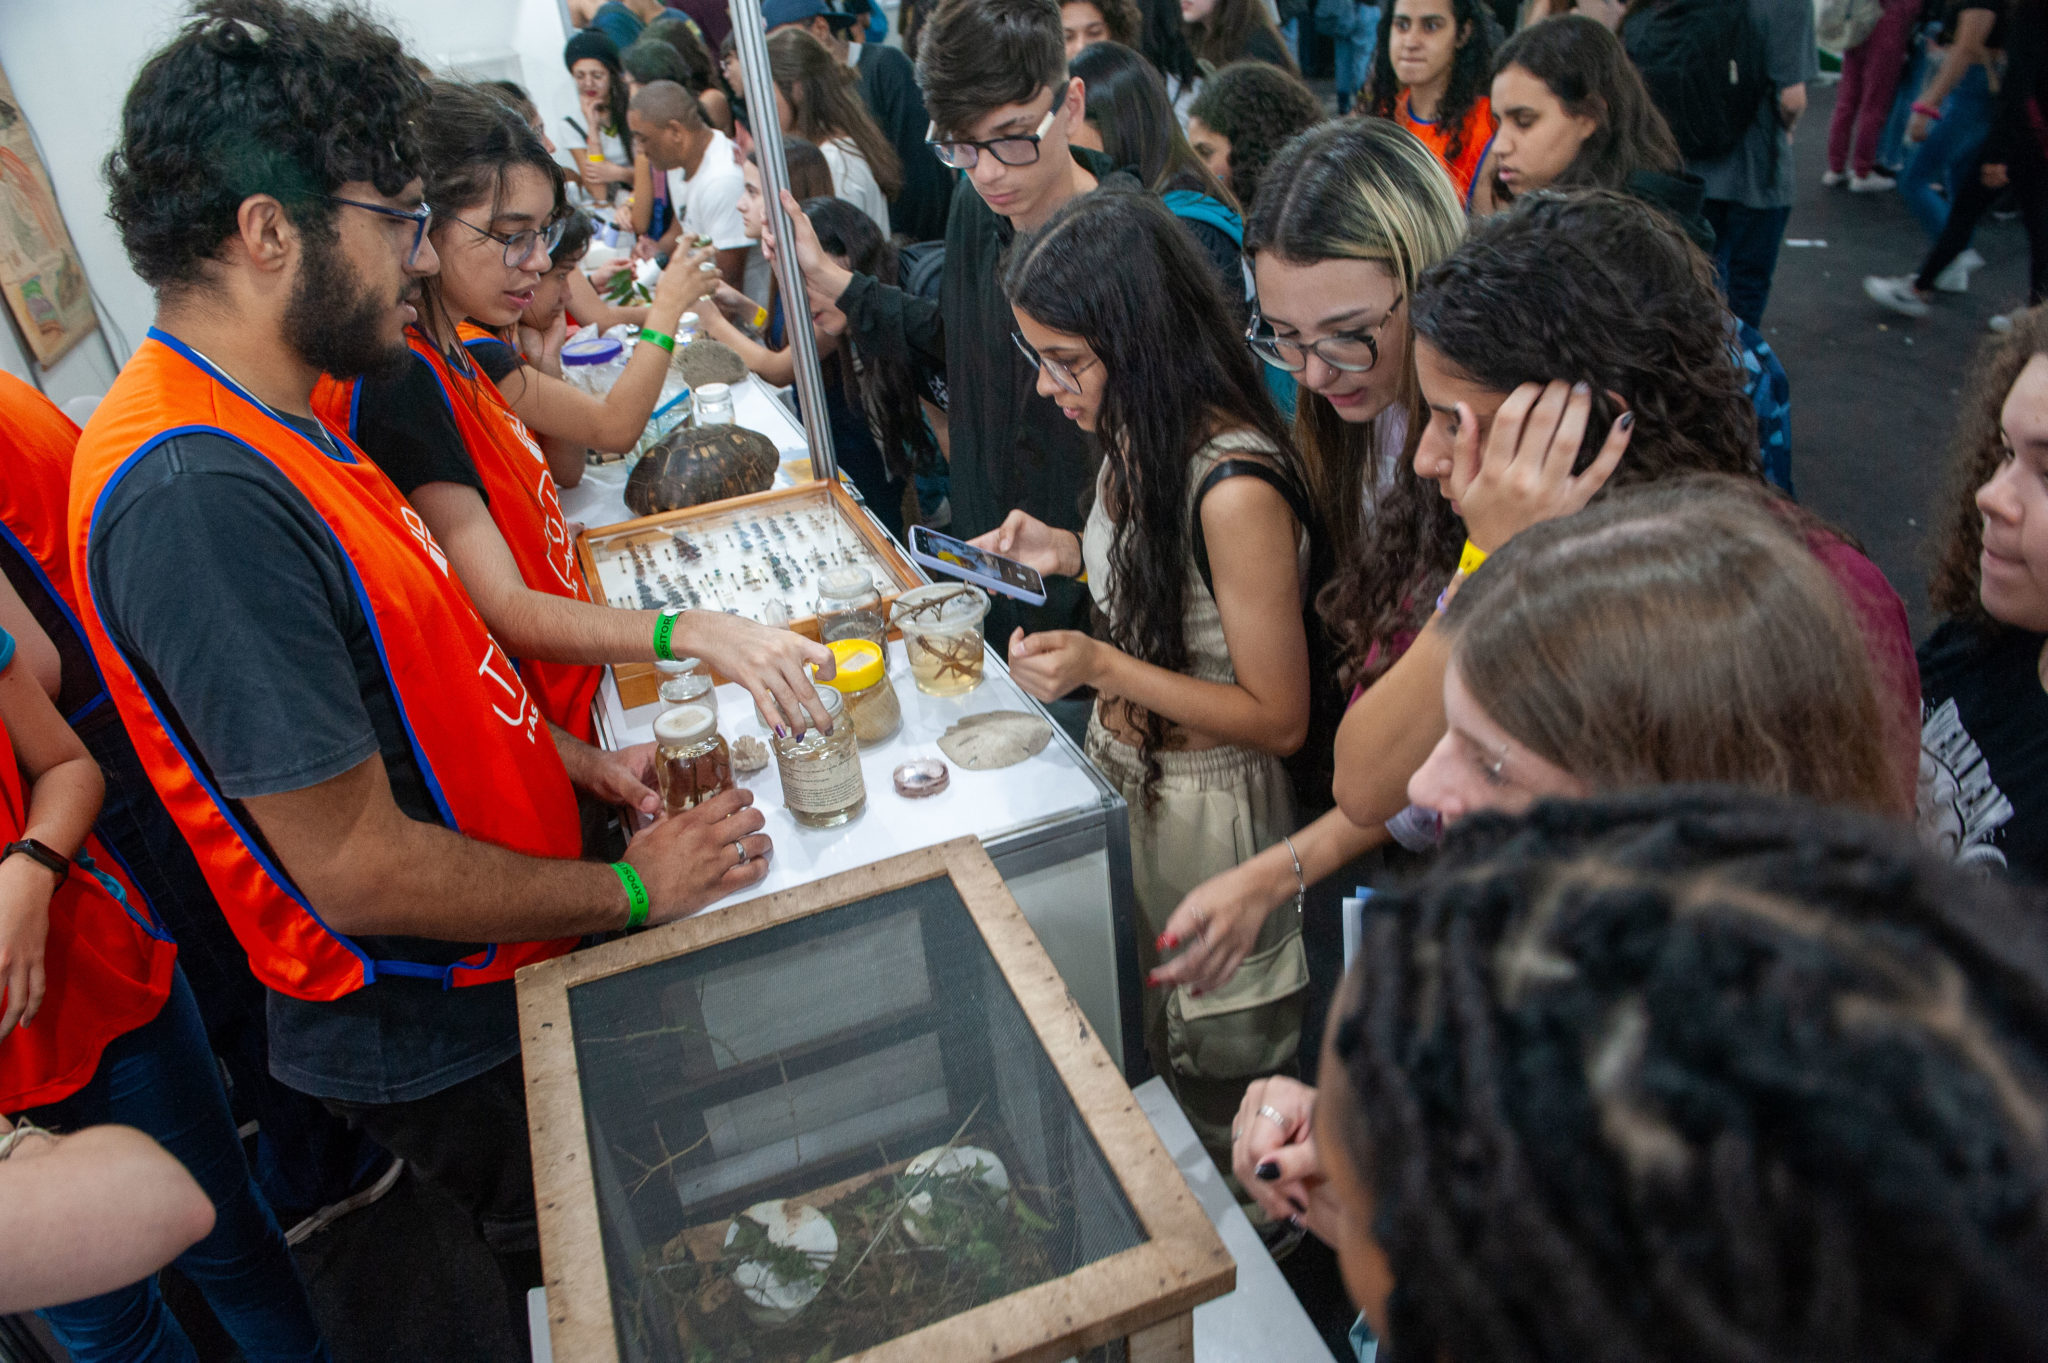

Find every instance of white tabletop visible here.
[595,641,1114,913]
[559,375,813,534]
[527,1075,1338,1363]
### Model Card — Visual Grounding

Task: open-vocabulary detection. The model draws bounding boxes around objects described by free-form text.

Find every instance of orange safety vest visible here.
[1397,90,1497,206]
[0,374,106,726]
[314,329,603,743]
[0,700,175,1110]
[70,329,582,1001]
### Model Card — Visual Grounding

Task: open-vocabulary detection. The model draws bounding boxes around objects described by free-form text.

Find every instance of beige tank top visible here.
[1080,430,1311,687]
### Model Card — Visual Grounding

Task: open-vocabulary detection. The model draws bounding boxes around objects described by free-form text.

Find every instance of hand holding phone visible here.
[909,525,1049,605]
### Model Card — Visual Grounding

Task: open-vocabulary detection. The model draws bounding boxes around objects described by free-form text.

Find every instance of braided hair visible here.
[1328,784,2048,1363]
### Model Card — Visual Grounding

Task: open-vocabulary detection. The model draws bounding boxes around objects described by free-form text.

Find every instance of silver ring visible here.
[733,840,749,866]
[1257,1104,1288,1132]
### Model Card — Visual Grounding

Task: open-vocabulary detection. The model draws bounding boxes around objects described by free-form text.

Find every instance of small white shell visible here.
[725,1199,837,1325]
[731,735,771,772]
[899,1145,1010,1244]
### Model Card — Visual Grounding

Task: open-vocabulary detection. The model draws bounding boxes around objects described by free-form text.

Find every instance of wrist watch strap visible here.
[4,838,70,877]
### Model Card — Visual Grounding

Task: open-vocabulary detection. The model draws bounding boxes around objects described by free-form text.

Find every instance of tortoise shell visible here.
[674,338,748,389]
[625,423,778,517]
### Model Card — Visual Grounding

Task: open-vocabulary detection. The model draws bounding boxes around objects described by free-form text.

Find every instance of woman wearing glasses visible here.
[317,82,838,763]
[1150,118,1462,1021]
[972,189,1313,1178]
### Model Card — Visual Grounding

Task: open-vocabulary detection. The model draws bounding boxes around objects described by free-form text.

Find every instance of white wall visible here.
[0,0,583,406]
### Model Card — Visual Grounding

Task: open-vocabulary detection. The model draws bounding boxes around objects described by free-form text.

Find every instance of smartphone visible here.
[908,525,1048,606]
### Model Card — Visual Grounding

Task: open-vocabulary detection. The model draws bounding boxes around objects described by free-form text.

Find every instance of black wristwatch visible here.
[3,838,70,878]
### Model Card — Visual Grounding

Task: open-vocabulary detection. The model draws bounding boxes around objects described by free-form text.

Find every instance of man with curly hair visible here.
[70,1,771,1336]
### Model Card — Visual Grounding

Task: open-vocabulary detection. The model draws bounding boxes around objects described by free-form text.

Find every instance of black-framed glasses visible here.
[325,195,433,266]
[446,213,568,269]
[928,84,1068,169]
[1246,294,1403,374]
[1012,330,1093,395]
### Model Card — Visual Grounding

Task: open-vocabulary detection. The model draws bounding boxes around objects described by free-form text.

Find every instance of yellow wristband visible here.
[1458,540,1490,577]
[749,305,769,331]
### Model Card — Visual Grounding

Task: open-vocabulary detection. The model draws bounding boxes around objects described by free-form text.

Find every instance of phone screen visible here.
[914,528,1044,594]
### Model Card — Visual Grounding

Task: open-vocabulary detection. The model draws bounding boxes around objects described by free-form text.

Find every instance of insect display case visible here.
[575,481,924,706]
[520,838,1233,1363]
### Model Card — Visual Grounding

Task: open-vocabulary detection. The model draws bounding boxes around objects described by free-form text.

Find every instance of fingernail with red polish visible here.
[1158,933,1179,951]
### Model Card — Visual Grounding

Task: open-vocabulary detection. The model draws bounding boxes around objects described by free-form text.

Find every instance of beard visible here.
[283,225,415,380]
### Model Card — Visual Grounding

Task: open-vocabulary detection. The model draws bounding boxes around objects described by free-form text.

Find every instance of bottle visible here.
[768,686,866,828]
[654,703,733,815]
[814,567,885,650]
[694,382,736,426]
[822,638,899,746]
[655,657,717,723]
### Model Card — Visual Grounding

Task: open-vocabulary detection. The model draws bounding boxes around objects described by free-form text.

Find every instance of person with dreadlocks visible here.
[972,188,1314,1180]
[314,81,837,765]
[1305,783,2048,1362]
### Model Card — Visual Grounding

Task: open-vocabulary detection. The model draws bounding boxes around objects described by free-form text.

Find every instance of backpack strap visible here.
[1191,457,1311,597]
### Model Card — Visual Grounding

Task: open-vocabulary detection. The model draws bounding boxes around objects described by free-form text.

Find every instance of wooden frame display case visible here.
[519,838,1233,1363]
[575,480,923,707]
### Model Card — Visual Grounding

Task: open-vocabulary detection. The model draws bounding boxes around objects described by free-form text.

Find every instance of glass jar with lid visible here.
[822,638,899,746]
[765,686,866,828]
[655,657,717,723]
[693,382,736,426]
[654,702,733,815]
[814,567,885,650]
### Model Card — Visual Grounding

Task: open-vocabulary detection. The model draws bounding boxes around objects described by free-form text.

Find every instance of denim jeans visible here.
[1877,29,1933,172]
[1333,7,1379,113]
[1704,201,1794,328]
[1900,62,1994,241]
[31,969,328,1363]
[79,711,383,1221]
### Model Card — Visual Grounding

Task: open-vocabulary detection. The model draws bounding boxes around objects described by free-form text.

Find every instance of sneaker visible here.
[1850,170,1898,192]
[1934,248,1987,294]
[1822,169,1849,187]
[1990,313,2015,334]
[285,1156,404,1245]
[1864,274,1932,317]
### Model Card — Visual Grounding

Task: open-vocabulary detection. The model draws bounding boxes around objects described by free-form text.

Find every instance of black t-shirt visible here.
[463,334,523,387]
[86,413,518,1104]
[1918,619,2048,885]
[350,346,487,500]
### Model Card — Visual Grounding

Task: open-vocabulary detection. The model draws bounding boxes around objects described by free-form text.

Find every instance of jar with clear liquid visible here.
[654,703,732,815]
[815,567,886,650]
[766,686,866,827]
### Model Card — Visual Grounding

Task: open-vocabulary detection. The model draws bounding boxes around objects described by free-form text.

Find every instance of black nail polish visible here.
[1256,1161,1280,1182]
[1617,411,1635,430]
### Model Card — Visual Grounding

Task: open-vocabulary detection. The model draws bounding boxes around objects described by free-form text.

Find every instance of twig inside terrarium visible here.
[836,1096,987,1286]
[898,587,971,623]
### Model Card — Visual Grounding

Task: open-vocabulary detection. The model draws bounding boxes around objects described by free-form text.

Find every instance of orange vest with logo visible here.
[314,330,603,742]
[70,330,581,1001]
[0,693,175,1110]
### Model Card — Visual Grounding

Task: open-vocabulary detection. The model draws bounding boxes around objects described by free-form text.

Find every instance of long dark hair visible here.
[804,196,943,482]
[1185,0,1299,74]
[1185,60,1327,211]
[1358,188,1757,679]
[1070,40,1235,207]
[643,14,724,96]
[1244,119,1466,689]
[1931,307,2048,628]
[767,28,904,198]
[1491,15,1680,198]
[1332,785,2048,1362]
[414,81,565,369]
[1137,0,1202,87]
[565,31,633,162]
[1367,0,1496,165]
[1006,189,1302,791]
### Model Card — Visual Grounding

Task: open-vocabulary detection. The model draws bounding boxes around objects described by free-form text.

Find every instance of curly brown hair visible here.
[1930,306,2048,625]
[1359,189,1760,681]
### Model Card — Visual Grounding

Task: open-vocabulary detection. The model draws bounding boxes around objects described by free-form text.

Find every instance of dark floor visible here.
[22,80,2006,1363]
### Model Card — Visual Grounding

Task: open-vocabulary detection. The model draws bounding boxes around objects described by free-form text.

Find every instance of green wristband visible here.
[612,861,649,929]
[652,608,680,661]
[638,327,676,354]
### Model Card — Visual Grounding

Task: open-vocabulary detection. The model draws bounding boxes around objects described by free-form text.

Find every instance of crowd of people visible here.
[1,0,2046,1359]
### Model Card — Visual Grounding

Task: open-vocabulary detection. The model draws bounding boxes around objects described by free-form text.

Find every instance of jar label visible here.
[779,748,867,814]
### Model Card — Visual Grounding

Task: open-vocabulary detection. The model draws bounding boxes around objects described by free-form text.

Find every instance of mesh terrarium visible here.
[520,839,1232,1363]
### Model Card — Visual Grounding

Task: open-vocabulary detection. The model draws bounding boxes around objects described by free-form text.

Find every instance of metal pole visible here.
[728,0,840,484]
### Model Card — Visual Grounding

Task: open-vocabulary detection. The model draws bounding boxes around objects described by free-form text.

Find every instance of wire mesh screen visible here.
[566,874,1149,1362]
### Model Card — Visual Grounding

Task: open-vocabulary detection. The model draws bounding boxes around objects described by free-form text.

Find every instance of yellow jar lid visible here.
[823,638,885,692]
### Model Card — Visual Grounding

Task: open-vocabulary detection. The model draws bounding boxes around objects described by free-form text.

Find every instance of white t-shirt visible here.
[820,137,891,236]
[664,129,751,251]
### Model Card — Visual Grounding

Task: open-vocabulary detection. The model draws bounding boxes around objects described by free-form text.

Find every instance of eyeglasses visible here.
[324,195,433,266]
[1012,330,1094,395]
[928,86,1067,169]
[446,213,568,269]
[1246,295,1404,374]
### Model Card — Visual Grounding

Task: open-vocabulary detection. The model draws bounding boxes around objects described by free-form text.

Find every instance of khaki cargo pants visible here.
[1087,716,1306,1180]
